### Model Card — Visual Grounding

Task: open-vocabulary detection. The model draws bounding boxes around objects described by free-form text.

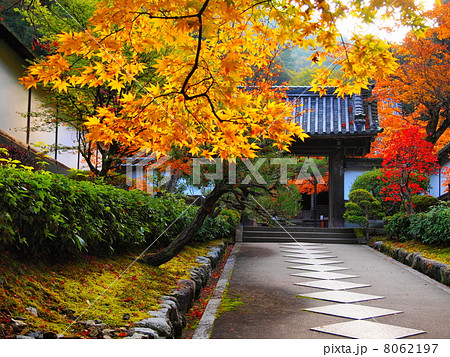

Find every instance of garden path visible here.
[203,243,450,339]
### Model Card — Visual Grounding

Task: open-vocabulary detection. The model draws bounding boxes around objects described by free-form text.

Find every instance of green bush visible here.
[407,213,428,241]
[350,169,386,201]
[418,203,450,245]
[385,214,412,241]
[351,169,431,216]
[0,145,42,170]
[385,203,450,245]
[67,169,128,189]
[0,166,238,260]
[196,208,240,243]
[411,195,439,213]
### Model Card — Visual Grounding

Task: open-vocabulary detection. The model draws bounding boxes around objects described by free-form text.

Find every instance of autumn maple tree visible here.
[289,157,329,195]
[380,126,439,215]
[371,2,450,156]
[19,0,425,265]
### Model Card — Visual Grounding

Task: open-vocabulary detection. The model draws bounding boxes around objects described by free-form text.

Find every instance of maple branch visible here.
[182,98,212,133]
[180,1,210,96]
[131,0,211,19]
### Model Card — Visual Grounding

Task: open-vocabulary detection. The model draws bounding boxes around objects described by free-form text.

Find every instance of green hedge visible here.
[385,202,450,245]
[0,166,239,259]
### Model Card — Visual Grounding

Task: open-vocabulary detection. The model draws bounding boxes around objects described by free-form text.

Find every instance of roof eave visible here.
[0,23,35,60]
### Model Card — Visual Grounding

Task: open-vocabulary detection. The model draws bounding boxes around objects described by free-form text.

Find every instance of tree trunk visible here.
[165,172,181,193]
[141,182,229,266]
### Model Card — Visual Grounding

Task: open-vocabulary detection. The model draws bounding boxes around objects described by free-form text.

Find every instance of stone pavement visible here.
[205,242,450,339]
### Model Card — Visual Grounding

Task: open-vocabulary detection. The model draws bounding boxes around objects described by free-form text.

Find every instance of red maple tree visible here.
[380,126,439,214]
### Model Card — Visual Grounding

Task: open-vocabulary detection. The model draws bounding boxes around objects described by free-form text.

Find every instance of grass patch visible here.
[216,285,244,318]
[0,241,222,338]
[369,237,450,265]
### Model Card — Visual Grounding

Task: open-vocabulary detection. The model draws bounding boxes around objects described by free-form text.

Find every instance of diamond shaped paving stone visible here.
[304,304,402,319]
[291,271,359,280]
[285,259,343,265]
[288,265,350,272]
[294,280,370,290]
[283,254,338,259]
[298,291,384,303]
[311,320,425,339]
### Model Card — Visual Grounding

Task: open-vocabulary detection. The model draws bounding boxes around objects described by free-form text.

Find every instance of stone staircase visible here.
[241,226,358,244]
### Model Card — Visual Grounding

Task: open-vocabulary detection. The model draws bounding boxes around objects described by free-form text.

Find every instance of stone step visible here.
[243,226,353,234]
[243,231,356,239]
[241,226,357,244]
[242,236,358,244]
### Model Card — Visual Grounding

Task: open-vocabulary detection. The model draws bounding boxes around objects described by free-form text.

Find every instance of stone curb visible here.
[127,241,228,339]
[372,241,450,287]
[192,242,241,339]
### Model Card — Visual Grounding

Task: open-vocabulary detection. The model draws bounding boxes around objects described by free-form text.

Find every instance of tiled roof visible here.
[0,23,34,60]
[282,86,380,136]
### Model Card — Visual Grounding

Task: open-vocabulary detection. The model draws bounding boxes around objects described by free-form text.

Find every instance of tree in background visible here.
[371,3,450,156]
[290,157,329,195]
[276,47,316,86]
[344,189,384,240]
[19,0,425,265]
[380,126,439,214]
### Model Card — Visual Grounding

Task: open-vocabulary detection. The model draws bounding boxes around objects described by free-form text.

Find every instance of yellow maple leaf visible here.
[108,80,125,91]
[53,79,69,93]
[18,74,39,90]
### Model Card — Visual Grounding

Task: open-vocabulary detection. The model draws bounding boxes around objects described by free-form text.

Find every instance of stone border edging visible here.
[371,241,450,287]
[127,241,228,339]
[192,242,241,339]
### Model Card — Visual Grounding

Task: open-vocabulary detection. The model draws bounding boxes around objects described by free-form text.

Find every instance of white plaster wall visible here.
[0,38,28,143]
[344,162,449,200]
[428,159,450,198]
[0,38,79,168]
[344,168,369,200]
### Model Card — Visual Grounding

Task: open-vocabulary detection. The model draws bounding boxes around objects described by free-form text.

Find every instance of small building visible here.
[286,86,381,227]
[429,143,450,200]
[0,23,78,172]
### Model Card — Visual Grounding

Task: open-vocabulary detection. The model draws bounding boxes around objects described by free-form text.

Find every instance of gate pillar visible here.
[329,149,345,228]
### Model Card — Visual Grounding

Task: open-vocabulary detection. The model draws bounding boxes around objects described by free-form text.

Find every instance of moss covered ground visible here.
[369,237,450,265]
[0,241,223,338]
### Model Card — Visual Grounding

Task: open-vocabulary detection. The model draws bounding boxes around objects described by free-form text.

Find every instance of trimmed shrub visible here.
[350,169,386,202]
[0,166,239,260]
[411,194,439,213]
[344,189,384,233]
[385,203,450,245]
